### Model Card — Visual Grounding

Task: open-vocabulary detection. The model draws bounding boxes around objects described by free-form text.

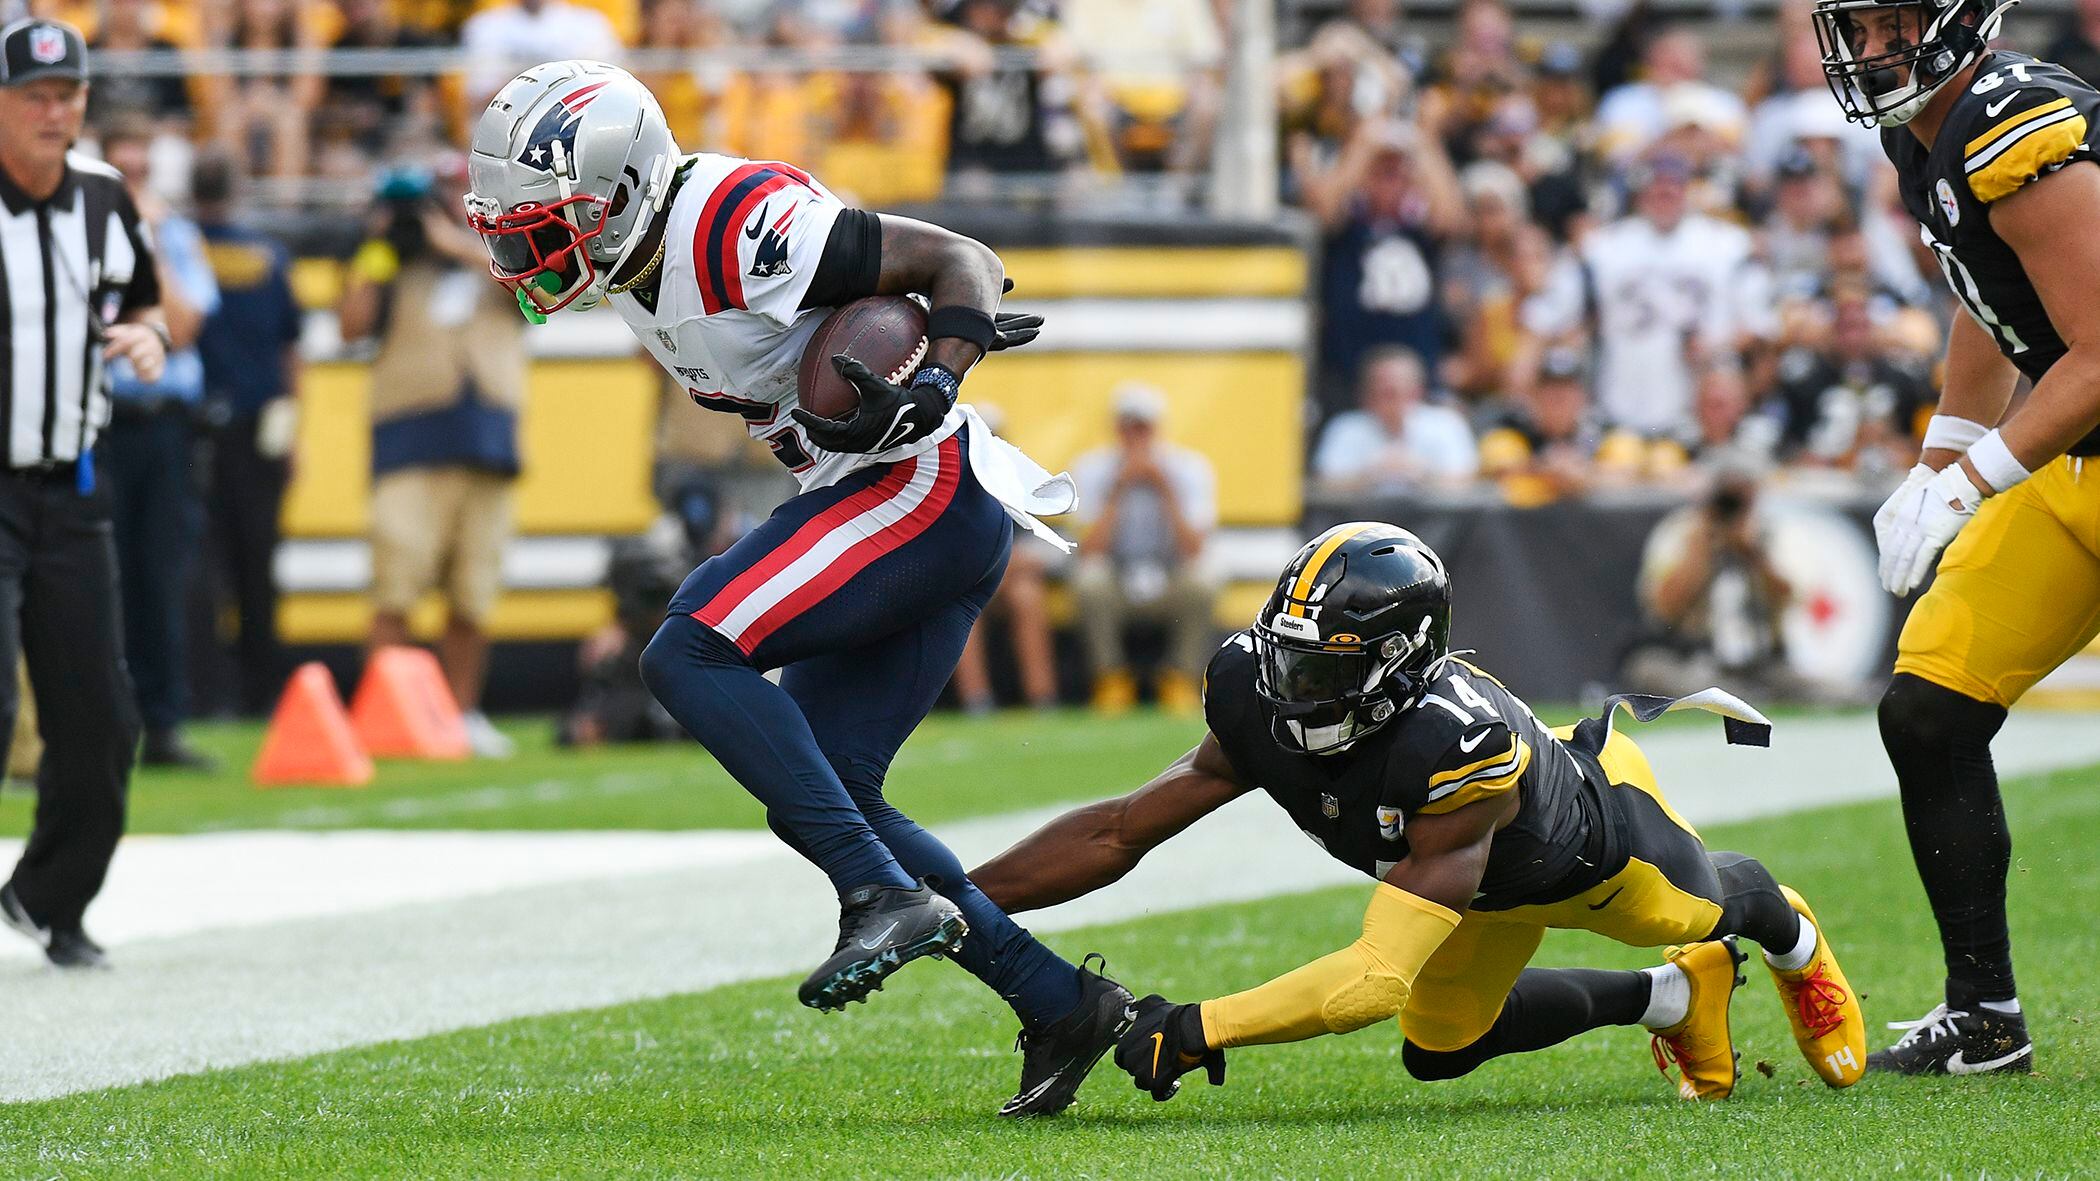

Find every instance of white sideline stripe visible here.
[5,709,2100,1103]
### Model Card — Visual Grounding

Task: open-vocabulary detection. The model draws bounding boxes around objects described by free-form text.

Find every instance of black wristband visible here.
[926,305,997,352]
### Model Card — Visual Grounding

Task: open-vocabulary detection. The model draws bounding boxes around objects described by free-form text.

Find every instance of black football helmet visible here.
[1812,0,2018,126]
[1253,522,1451,756]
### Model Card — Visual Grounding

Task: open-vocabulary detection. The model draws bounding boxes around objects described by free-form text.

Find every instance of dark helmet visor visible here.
[1257,636,1371,711]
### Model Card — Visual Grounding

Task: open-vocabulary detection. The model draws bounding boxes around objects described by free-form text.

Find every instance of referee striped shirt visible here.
[0,151,158,467]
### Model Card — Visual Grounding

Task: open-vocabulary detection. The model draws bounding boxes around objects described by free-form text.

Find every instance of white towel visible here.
[956,404,1079,552]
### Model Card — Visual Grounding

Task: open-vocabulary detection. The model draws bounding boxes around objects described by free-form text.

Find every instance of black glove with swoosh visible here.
[791,355,958,455]
[1114,995,1226,1101]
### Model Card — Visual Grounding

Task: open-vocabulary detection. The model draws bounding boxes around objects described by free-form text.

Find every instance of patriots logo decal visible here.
[516,81,610,174]
[747,201,798,278]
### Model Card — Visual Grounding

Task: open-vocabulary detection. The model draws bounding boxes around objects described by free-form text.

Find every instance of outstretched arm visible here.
[970,733,1251,915]
[1195,791,1506,1049]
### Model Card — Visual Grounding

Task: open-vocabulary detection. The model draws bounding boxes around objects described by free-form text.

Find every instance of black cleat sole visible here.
[802,913,968,1012]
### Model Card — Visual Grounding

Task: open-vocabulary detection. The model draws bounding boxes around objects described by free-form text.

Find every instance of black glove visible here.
[791,355,958,454]
[992,278,1041,351]
[1114,995,1226,1101]
[990,310,1042,351]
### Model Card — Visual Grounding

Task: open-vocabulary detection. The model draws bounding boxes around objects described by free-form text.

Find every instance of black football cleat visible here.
[45,928,108,970]
[999,954,1137,1118]
[798,880,966,1011]
[0,883,44,947]
[1,884,108,969]
[1866,1002,2034,1075]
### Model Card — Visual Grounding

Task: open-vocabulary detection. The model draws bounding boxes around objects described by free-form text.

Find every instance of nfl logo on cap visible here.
[26,26,63,63]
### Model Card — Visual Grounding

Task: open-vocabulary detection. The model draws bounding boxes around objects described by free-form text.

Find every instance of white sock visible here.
[1979,996,2022,1015]
[1764,914,1818,972]
[1640,963,1691,1030]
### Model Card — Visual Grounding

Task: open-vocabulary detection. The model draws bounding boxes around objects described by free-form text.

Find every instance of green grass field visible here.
[4,716,2098,1178]
[1,711,1207,835]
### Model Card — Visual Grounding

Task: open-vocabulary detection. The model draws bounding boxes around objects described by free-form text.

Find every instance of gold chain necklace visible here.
[607,236,666,295]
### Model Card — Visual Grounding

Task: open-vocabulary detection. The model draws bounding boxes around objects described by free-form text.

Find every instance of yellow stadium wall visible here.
[277,242,1307,643]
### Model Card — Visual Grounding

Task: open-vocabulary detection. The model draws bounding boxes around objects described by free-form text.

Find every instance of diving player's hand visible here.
[1877,461,1984,596]
[1114,995,1225,1101]
[791,356,958,454]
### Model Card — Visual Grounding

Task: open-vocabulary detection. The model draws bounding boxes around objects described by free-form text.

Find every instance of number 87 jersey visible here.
[1889,50,2100,452]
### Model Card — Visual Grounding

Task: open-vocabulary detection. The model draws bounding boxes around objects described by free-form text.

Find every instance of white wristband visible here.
[1966,429,2033,494]
[1922,414,1988,454]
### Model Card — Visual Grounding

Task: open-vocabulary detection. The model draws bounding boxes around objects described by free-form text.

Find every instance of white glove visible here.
[1872,463,1935,555]
[1877,462,1985,596]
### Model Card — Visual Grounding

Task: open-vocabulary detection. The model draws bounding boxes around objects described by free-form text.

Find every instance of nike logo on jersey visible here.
[1985,93,2019,118]
[745,201,769,239]
[1945,1044,2033,1073]
[858,922,900,950]
[1458,729,1491,753]
[1587,885,1625,911]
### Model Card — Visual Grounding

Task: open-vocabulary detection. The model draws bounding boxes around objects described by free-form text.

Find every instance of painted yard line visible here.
[3,710,2097,1103]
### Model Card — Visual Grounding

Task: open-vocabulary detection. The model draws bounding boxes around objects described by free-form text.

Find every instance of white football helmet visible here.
[464,60,679,314]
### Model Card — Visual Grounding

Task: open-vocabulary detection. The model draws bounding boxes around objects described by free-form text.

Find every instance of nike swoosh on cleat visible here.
[1946,1046,2032,1074]
[858,922,900,950]
[1587,886,1625,911]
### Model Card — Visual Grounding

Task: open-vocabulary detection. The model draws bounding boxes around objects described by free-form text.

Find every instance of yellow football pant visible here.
[1896,455,2100,707]
[1400,727,1726,1053]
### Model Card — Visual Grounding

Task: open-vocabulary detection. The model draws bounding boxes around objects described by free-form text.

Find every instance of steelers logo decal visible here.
[1936,178,1961,226]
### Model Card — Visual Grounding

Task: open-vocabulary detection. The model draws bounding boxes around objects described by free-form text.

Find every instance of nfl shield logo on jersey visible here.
[27,27,65,63]
[655,328,677,353]
[1320,793,1340,819]
[1936,178,1962,226]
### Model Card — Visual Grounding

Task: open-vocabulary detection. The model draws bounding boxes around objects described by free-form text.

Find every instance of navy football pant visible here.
[640,433,1081,1026]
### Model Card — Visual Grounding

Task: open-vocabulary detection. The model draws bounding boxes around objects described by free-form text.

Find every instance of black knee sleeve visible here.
[1401,968,1649,1081]
[1877,673,2018,1003]
[1706,851,1799,951]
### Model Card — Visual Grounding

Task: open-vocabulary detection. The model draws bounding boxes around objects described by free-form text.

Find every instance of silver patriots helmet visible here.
[464,60,679,314]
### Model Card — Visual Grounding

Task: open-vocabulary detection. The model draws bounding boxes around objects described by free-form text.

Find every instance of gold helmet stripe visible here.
[1286,523,1374,618]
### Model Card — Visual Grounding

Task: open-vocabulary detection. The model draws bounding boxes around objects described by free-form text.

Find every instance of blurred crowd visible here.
[1290,0,1991,504]
[21,0,1229,204]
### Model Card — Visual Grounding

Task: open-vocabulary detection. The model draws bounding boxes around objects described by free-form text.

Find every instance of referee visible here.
[0,18,167,970]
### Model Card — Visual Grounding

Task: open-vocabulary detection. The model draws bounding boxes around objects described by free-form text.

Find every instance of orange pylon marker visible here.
[253,663,374,788]
[349,645,470,760]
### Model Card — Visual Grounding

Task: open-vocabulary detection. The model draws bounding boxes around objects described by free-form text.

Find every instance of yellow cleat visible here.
[1650,936,1747,1100]
[1090,669,1137,715]
[1768,886,1867,1088]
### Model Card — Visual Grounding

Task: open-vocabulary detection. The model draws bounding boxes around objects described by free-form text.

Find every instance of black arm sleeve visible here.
[798,207,881,311]
[113,184,161,315]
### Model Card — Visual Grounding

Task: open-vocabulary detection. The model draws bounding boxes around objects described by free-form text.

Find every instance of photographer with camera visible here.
[336,159,525,758]
[1626,454,1801,700]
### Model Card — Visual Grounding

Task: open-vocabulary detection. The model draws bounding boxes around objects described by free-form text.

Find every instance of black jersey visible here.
[1885,51,2100,455]
[1203,633,1616,910]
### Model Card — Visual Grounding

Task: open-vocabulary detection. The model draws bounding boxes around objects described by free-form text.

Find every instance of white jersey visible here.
[1527,213,1773,437]
[608,152,964,492]
[607,152,1076,545]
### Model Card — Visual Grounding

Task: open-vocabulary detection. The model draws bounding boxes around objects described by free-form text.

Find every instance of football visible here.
[795,295,930,421]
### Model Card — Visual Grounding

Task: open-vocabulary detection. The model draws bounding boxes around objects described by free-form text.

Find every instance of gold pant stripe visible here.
[1896,456,2100,706]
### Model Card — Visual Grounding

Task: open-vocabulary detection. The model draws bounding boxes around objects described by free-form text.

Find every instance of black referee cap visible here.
[0,19,87,88]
